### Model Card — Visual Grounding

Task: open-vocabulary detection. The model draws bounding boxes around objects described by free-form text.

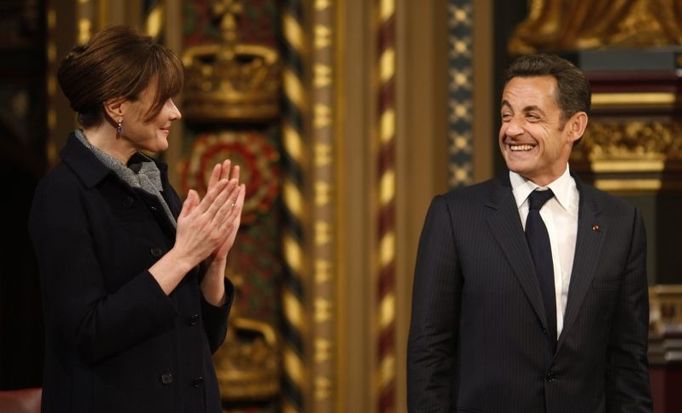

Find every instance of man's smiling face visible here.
[498,75,582,186]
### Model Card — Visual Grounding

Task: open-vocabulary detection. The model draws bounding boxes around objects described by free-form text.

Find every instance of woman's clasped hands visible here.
[149,160,245,302]
[175,160,245,266]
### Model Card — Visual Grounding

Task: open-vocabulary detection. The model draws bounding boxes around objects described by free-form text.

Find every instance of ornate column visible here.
[447,0,474,188]
[374,0,397,411]
[281,1,308,411]
[310,0,337,411]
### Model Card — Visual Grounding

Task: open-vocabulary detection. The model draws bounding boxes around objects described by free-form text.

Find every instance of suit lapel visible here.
[555,178,605,354]
[486,175,549,331]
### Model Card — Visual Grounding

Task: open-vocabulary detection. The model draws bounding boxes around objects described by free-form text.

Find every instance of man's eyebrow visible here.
[522,105,546,115]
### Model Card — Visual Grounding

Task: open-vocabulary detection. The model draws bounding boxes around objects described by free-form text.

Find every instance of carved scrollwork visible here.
[509,0,682,54]
[571,120,682,161]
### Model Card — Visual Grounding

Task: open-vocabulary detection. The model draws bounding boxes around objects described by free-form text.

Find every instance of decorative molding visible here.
[572,120,682,192]
[572,120,682,163]
[311,0,337,411]
[591,92,678,109]
[447,0,474,188]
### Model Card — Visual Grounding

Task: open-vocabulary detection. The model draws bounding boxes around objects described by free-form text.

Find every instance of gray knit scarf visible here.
[75,129,177,227]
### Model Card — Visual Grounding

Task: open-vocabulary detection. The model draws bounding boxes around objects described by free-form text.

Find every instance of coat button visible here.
[189,314,200,326]
[123,196,134,207]
[150,247,164,257]
[160,372,174,385]
[191,376,204,388]
[545,371,557,382]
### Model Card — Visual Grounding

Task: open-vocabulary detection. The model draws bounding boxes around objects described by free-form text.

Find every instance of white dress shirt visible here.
[510,166,579,338]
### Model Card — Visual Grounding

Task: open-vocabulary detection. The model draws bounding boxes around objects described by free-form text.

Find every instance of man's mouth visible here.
[508,144,535,152]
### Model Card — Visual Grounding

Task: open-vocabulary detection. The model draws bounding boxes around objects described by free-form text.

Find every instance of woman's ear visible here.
[102,97,126,121]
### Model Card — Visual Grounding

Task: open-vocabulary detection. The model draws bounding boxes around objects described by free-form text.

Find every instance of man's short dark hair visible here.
[505,54,591,121]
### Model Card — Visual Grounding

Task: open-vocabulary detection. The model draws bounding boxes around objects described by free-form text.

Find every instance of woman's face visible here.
[120,82,181,154]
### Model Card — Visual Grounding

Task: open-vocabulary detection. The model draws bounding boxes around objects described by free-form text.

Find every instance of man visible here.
[407,54,652,412]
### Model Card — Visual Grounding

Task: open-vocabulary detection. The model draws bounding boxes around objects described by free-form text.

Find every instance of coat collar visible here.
[484,171,605,354]
[60,132,169,189]
[485,173,549,331]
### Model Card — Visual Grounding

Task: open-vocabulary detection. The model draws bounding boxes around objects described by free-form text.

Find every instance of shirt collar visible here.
[509,165,577,211]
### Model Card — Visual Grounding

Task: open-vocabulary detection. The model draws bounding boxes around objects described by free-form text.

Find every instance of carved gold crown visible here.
[213,274,280,401]
[182,0,281,122]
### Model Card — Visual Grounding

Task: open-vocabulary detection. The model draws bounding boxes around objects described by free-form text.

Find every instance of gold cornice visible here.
[589,159,665,173]
[591,92,678,109]
[650,285,682,296]
[594,179,664,192]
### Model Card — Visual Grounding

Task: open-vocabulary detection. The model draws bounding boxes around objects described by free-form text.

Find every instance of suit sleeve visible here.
[407,195,462,412]
[29,176,178,365]
[605,208,653,412]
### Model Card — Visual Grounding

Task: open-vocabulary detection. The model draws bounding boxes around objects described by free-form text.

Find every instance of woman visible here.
[28,26,245,412]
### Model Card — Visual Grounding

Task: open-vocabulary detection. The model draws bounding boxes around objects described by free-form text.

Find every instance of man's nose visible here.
[504,117,523,137]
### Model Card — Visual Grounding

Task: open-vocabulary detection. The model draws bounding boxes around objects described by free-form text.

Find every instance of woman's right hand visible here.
[148,165,240,294]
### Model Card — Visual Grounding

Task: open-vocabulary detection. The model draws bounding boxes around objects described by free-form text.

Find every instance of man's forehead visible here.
[501,76,558,107]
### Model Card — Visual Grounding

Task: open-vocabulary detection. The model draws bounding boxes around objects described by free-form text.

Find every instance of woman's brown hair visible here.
[57,25,183,127]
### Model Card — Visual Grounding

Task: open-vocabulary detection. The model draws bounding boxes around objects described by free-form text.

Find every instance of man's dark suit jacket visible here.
[29,134,233,413]
[407,173,652,413]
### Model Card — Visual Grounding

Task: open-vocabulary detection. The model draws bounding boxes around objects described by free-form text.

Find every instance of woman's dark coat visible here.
[29,133,233,413]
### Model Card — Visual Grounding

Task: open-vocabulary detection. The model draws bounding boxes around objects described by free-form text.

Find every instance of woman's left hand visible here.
[205,160,246,260]
[200,160,246,306]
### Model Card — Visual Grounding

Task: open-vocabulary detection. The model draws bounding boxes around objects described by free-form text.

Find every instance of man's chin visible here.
[503,155,534,173]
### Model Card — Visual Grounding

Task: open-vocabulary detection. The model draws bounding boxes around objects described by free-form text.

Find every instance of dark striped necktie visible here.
[525,189,556,348]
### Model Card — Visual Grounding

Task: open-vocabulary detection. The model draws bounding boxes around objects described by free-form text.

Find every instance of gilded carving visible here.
[213,275,280,400]
[648,285,682,364]
[182,0,281,122]
[509,0,682,54]
[571,120,682,162]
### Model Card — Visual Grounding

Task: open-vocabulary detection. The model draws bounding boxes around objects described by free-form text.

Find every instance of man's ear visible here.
[568,111,588,143]
[102,97,127,121]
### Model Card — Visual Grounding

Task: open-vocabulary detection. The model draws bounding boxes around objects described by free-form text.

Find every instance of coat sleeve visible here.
[200,277,234,353]
[28,174,178,365]
[407,195,462,412]
[604,208,653,412]
[167,182,234,354]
